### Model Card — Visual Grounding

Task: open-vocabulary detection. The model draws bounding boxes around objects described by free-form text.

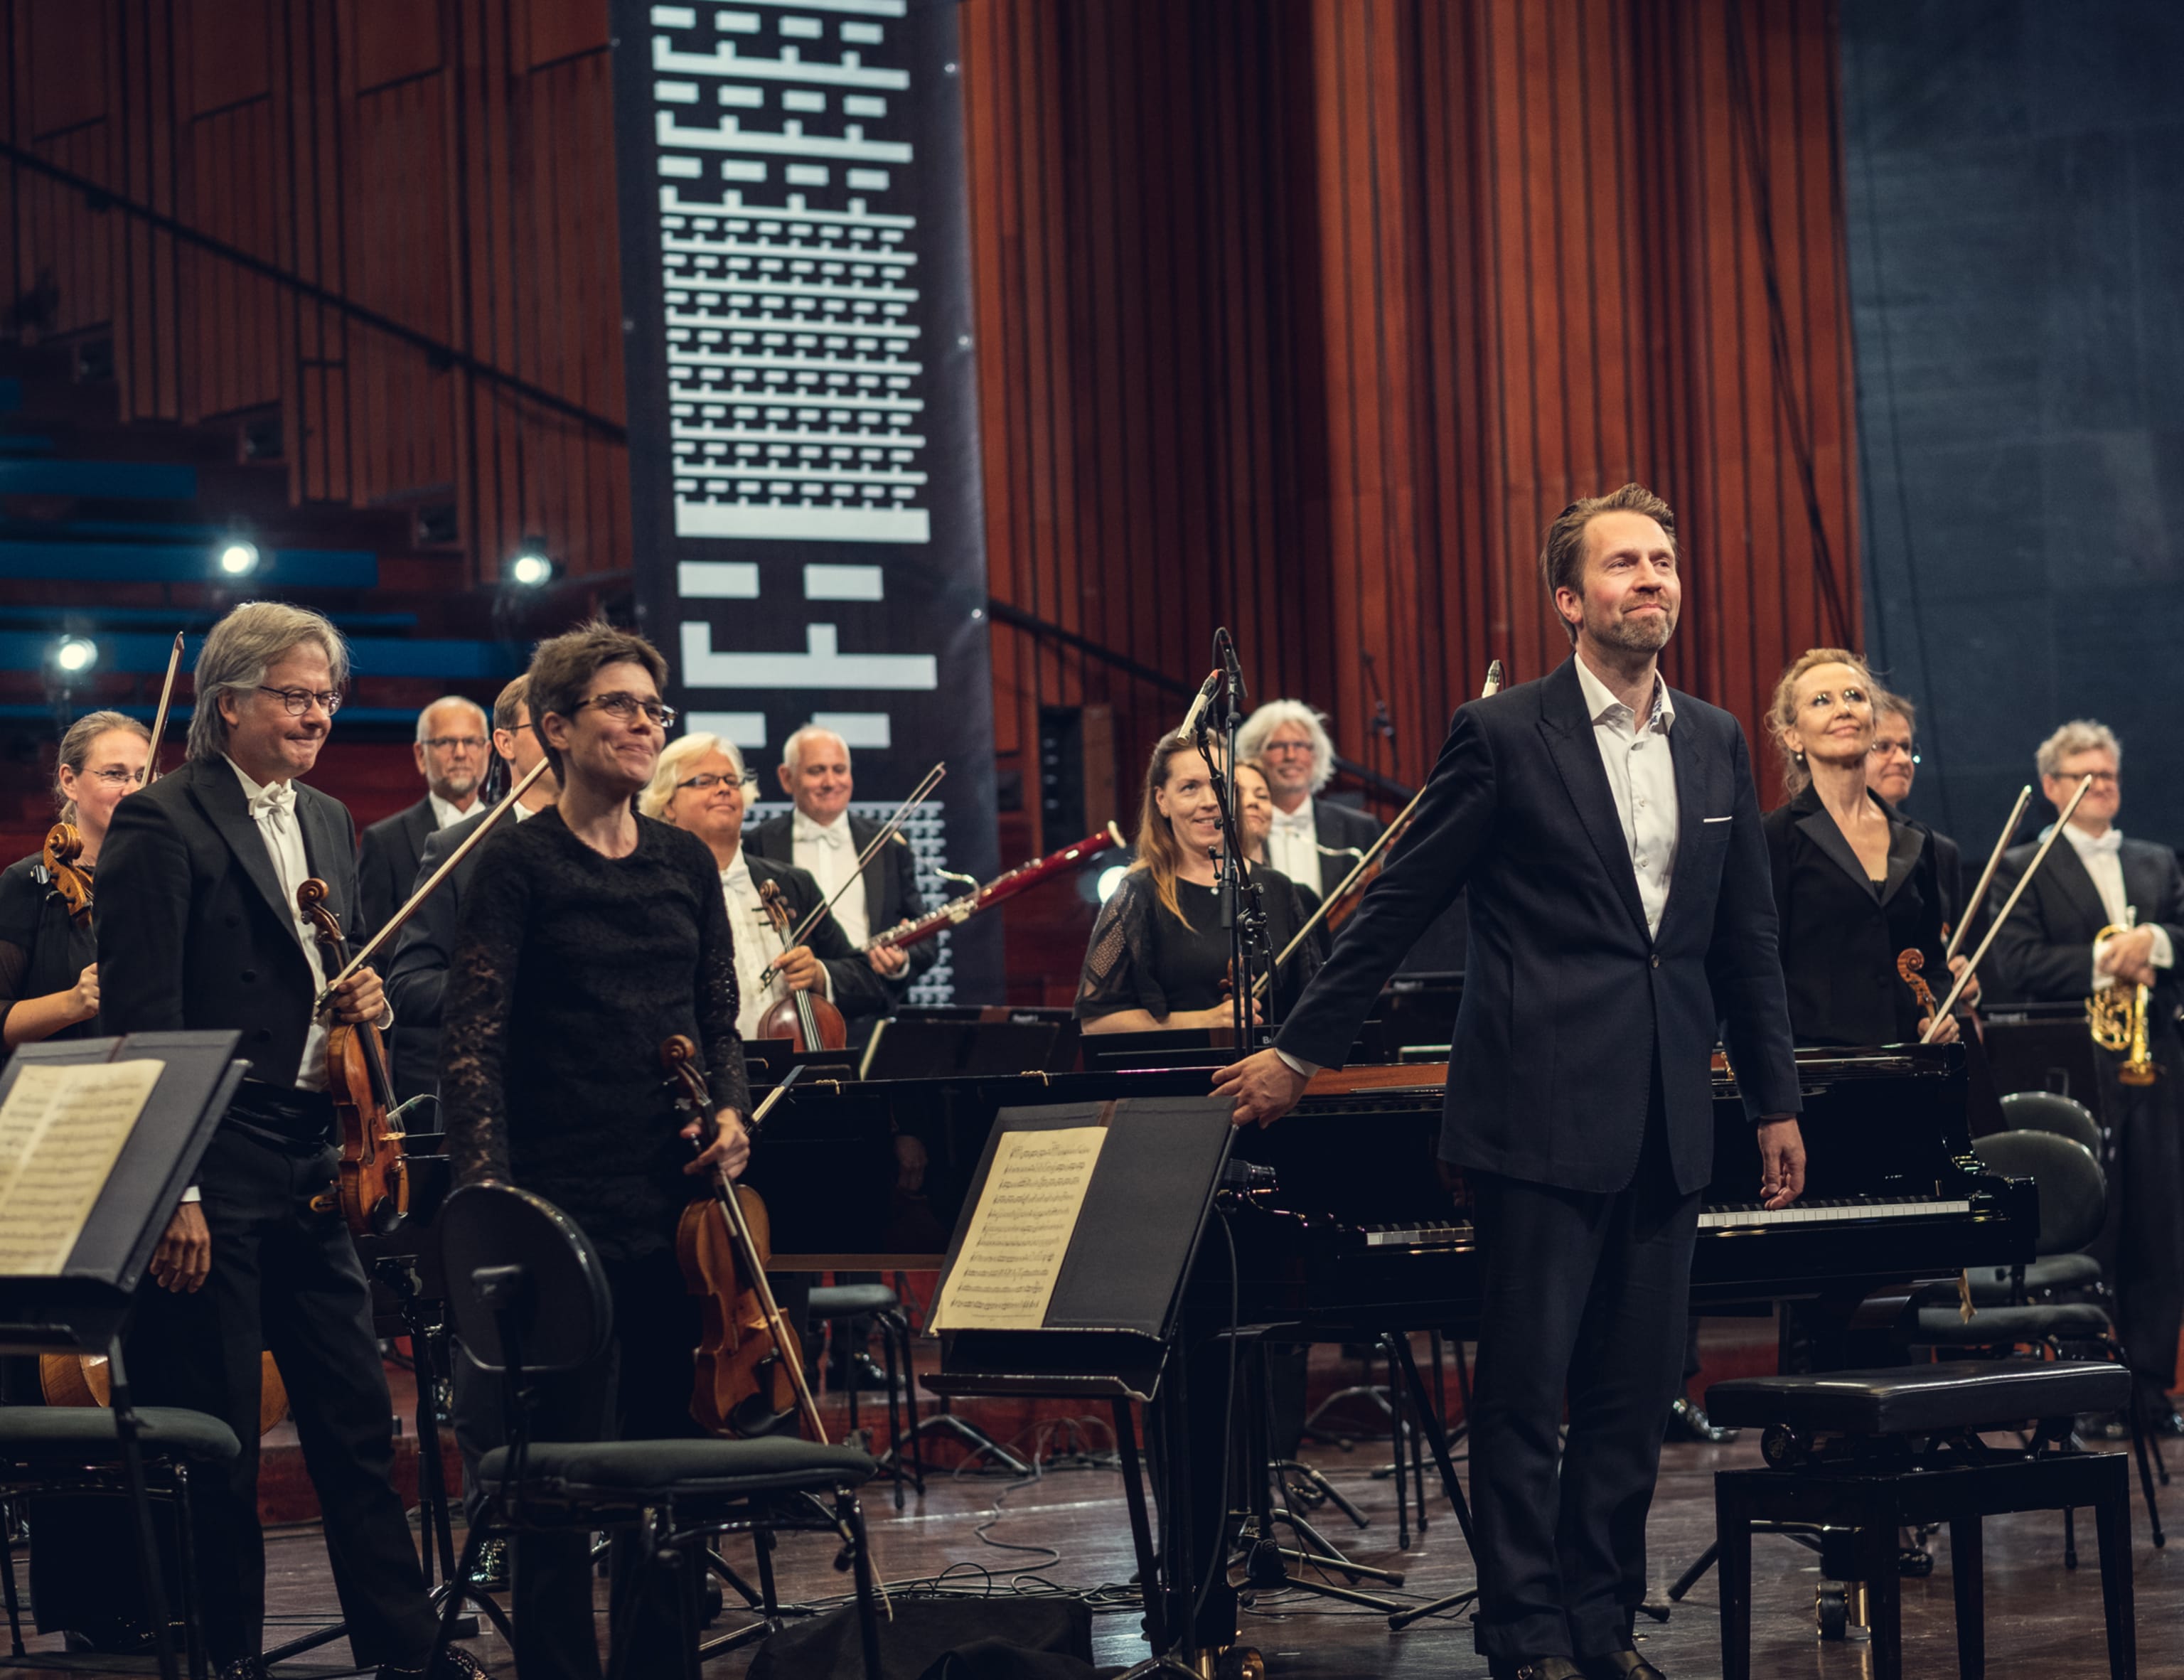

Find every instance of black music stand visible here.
[0,1031,247,1680]
[921,1095,1234,1678]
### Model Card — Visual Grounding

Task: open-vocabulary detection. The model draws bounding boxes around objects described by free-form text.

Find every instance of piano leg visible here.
[1713,1478,1753,1680]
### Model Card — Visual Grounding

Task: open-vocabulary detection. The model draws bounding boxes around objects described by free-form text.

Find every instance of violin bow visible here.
[1922,774,2095,1039]
[143,631,185,783]
[315,757,553,1010]
[1944,783,2032,963]
[786,760,946,948]
[1253,659,1503,1000]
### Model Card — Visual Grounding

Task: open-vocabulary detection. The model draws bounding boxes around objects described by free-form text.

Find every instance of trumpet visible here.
[2086,921,2159,1087]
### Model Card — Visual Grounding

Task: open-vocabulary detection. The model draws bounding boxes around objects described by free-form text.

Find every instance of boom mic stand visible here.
[1194,627,1270,1046]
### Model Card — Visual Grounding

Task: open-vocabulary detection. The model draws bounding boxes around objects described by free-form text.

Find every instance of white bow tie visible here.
[798,820,845,848]
[2083,828,2123,857]
[248,783,296,823]
[1272,809,1312,832]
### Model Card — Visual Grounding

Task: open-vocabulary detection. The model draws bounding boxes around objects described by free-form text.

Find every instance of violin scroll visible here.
[1896,948,1940,1017]
[41,823,93,927]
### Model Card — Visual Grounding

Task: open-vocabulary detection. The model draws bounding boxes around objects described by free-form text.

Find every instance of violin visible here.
[754,877,849,1052]
[41,822,93,926]
[1897,948,1941,1024]
[663,1037,826,1440]
[296,879,409,1236]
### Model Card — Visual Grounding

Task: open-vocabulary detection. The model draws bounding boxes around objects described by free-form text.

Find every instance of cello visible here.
[663,1040,826,1440]
[295,878,409,1236]
[754,877,849,1052]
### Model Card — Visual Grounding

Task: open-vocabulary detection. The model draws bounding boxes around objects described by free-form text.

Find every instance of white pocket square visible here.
[1701,815,1733,824]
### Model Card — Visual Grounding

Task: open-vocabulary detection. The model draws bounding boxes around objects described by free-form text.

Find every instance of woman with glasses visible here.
[1865,690,1968,933]
[638,732,889,1041]
[0,709,148,1049]
[1761,649,1965,1047]
[439,622,752,1680]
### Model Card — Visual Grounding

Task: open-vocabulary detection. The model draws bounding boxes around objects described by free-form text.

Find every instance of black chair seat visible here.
[1966,1253,2105,1305]
[1915,1303,2113,1345]
[1707,1359,2131,1437]
[808,1284,897,1318]
[478,1435,875,1504]
[0,1404,241,1464]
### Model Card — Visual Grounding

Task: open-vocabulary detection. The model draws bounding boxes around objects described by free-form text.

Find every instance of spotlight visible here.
[217,538,260,577]
[508,538,553,588]
[1096,863,1129,904]
[52,636,99,678]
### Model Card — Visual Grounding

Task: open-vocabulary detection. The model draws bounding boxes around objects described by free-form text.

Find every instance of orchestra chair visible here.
[805,1280,923,1507]
[0,1402,239,1680]
[1997,1090,2105,1160]
[428,1184,884,1680]
[1705,1359,2136,1680]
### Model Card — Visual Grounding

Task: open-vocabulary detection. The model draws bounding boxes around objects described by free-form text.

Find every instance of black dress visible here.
[0,852,97,1045]
[1762,786,1952,1047]
[439,806,751,1680]
[1075,863,1323,1026]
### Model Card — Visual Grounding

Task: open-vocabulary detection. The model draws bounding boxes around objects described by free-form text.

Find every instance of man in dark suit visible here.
[1238,697,1384,901]
[96,601,480,1680]
[1219,486,1804,1680]
[748,724,935,1026]
[358,695,487,1099]
[1868,691,1969,933]
[1990,719,2184,1428]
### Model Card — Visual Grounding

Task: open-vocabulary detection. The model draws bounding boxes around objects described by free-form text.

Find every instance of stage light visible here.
[217,538,260,577]
[52,637,98,677]
[1096,864,1129,904]
[508,538,553,588]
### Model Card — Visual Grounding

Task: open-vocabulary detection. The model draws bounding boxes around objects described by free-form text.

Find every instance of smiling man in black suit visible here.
[1219,485,1803,1680]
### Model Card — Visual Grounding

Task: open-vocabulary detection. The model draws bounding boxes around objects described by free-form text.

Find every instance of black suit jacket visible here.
[382,803,510,1101]
[357,796,438,948]
[96,755,363,1091]
[1762,786,1951,1047]
[1988,830,2184,1017]
[1273,657,1801,1196]
[741,852,894,1025]
[1307,798,1384,901]
[747,810,938,986]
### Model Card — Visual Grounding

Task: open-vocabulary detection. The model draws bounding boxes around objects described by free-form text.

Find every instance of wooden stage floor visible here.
[4,1414,2175,1680]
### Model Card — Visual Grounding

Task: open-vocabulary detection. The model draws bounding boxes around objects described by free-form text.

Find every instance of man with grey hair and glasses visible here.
[1235,698,1383,903]
[96,601,482,1680]
[1991,719,2184,1433]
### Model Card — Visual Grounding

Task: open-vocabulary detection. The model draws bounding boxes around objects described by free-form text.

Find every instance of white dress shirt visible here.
[2057,823,2174,991]
[1573,656,1681,939]
[1267,798,1320,889]
[427,790,476,831]
[721,848,837,1039]
[791,810,868,946]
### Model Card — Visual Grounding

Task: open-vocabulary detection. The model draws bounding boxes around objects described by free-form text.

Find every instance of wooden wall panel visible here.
[1,0,631,584]
[963,0,1861,832]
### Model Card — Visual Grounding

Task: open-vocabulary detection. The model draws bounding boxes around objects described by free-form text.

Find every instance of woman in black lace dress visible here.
[1077,734,1323,1032]
[439,623,750,1680]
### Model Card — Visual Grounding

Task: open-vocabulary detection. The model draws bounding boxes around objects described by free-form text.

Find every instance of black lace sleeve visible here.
[1075,870,1165,1021]
[1265,869,1326,1016]
[691,842,751,1120]
[438,831,531,1189]
[0,859,43,1040]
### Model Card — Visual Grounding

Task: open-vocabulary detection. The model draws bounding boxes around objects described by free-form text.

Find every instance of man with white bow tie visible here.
[748,724,936,1021]
[1992,719,2184,1432]
[96,602,481,1680]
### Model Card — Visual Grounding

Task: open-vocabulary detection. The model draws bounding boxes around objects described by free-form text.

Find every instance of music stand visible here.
[0,1031,247,1680]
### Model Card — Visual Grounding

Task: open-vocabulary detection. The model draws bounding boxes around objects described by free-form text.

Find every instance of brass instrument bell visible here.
[2086,921,2159,1087]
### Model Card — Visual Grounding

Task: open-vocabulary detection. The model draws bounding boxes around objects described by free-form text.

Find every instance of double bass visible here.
[295,878,409,1236]
[664,1039,826,1440]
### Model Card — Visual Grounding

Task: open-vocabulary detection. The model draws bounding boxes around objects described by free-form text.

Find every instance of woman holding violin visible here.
[1076,733,1324,1033]
[638,732,889,1047]
[0,710,148,1047]
[439,623,752,1680]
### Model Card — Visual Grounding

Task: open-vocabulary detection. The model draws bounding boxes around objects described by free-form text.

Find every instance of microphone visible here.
[1179,669,1221,739]
[1216,627,1248,712]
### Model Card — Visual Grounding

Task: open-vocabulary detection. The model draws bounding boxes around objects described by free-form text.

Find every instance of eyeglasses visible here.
[677,769,759,793]
[1867,739,1921,764]
[256,685,343,717]
[1260,741,1316,756]
[2070,770,2121,786]
[85,767,146,787]
[421,735,486,753]
[572,692,676,728]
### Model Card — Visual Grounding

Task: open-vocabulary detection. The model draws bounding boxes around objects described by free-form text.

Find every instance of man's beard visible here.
[1590,604,1676,654]
[437,769,481,800]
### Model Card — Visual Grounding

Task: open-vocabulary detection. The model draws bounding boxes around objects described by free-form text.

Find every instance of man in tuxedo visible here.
[95,601,480,1680]
[748,724,934,1024]
[358,695,488,1099]
[1237,697,1383,902]
[1219,485,1804,1680]
[1990,719,2184,1428]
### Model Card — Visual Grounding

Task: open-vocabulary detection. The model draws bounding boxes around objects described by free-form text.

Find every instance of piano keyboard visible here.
[1698,1196,1971,1230]
[1361,1223,1473,1248]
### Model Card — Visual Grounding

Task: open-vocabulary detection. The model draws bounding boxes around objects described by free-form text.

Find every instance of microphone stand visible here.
[1194,628,1269,1047]
[1362,648,1397,798]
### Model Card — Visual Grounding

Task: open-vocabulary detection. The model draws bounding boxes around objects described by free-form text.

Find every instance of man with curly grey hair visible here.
[1236,697,1383,901]
[1991,719,2184,1431]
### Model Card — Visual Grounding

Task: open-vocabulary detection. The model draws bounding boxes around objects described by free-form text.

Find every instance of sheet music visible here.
[932,1126,1107,1332]
[0,1060,162,1275]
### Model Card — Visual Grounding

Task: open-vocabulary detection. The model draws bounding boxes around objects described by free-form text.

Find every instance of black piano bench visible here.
[1703,1359,2136,1680]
